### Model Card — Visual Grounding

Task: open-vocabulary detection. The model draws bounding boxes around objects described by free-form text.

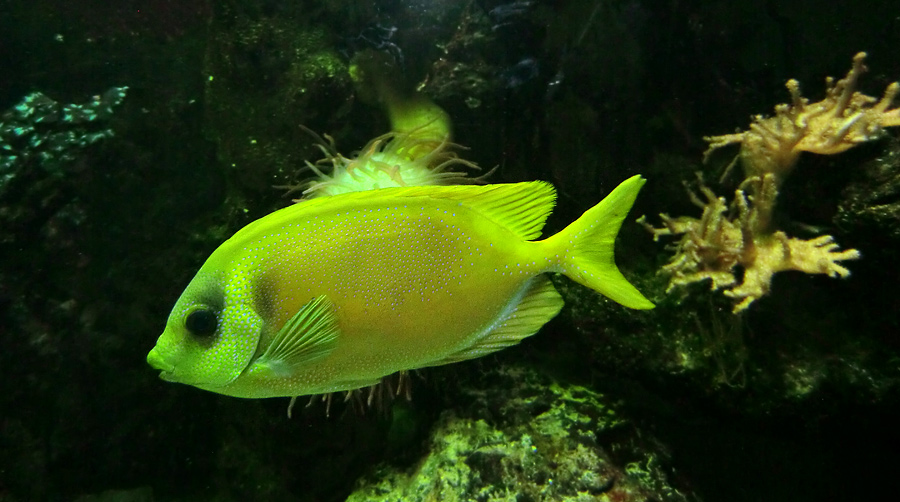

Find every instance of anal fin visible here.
[426,276,564,367]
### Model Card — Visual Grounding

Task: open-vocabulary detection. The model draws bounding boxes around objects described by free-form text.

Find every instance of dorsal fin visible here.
[394,182,557,240]
[237,182,557,243]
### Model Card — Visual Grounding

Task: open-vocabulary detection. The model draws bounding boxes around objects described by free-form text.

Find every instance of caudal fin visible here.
[545,175,654,310]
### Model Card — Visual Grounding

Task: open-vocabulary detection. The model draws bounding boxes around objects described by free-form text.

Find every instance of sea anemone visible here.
[293,125,489,199]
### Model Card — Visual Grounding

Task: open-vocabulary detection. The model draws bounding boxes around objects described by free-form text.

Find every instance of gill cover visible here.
[148,268,262,388]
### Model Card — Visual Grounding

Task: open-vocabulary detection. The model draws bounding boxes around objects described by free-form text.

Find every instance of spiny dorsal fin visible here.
[251,295,339,377]
[422,276,564,367]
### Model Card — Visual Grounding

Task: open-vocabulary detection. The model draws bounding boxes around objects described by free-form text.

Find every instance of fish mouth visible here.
[157,370,177,382]
[147,348,176,379]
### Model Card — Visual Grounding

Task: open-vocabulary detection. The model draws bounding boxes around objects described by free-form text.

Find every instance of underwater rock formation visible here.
[346,365,692,502]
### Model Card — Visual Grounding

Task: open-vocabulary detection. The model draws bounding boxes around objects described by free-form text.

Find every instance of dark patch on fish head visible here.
[147,267,263,389]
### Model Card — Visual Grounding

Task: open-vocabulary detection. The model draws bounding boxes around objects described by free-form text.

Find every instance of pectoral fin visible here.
[251,295,340,378]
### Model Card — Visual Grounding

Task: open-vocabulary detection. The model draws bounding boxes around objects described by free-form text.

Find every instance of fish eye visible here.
[185,308,218,338]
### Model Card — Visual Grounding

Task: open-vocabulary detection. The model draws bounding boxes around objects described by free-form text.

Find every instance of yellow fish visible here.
[147,176,653,398]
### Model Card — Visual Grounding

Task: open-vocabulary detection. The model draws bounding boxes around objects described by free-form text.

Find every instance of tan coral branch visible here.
[703,52,900,182]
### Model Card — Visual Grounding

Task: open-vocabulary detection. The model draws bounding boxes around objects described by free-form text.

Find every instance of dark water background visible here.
[2,1,899,501]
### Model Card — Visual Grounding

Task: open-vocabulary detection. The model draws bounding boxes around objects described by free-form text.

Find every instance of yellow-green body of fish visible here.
[147,177,653,398]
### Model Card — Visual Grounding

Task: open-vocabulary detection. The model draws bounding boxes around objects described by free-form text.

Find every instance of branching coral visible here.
[705,52,900,186]
[642,52,898,312]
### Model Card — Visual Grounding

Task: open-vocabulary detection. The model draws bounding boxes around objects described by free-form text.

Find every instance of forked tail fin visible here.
[544,175,654,310]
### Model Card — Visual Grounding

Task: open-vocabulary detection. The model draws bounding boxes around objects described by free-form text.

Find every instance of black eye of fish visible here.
[185,308,218,338]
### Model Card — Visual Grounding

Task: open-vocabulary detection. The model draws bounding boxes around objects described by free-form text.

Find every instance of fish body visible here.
[147,177,653,398]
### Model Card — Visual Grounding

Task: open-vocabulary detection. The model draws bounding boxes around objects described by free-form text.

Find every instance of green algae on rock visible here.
[346,365,692,502]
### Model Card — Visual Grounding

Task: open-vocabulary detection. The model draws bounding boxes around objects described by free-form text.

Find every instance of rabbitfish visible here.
[147,177,653,398]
